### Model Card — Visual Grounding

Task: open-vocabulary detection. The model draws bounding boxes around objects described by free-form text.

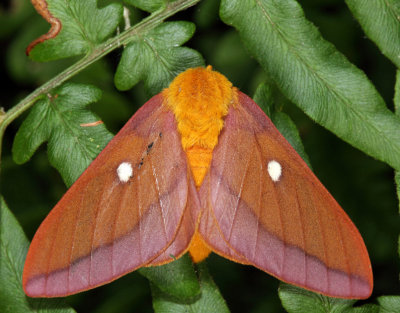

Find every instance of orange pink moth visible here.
[23,66,373,299]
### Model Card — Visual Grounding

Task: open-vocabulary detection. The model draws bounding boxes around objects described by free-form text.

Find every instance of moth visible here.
[23,66,372,299]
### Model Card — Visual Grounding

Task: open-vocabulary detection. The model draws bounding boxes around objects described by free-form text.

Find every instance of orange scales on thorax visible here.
[163,66,238,262]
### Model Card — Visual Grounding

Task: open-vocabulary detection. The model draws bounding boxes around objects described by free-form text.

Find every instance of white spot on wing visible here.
[117,162,133,183]
[268,160,282,182]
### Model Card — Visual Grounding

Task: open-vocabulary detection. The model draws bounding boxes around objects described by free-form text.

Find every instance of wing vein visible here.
[67,182,90,291]
[44,207,63,293]
[138,172,143,264]
[137,109,161,264]
[210,121,237,241]
[271,173,286,276]
[310,185,329,290]
[150,141,169,246]
[293,178,307,285]
[331,202,352,293]
[111,182,129,275]
[89,181,117,285]
[252,136,264,260]
[227,142,252,241]
[212,129,230,230]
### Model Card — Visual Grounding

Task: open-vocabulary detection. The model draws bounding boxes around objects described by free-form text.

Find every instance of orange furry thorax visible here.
[163,66,237,186]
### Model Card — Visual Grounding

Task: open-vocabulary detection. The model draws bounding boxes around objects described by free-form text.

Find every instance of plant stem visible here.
[0,0,200,173]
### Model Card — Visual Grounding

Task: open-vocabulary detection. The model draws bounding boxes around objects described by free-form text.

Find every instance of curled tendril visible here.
[26,0,62,55]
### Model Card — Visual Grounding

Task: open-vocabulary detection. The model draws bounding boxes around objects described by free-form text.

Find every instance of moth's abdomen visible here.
[185,146,213,187]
